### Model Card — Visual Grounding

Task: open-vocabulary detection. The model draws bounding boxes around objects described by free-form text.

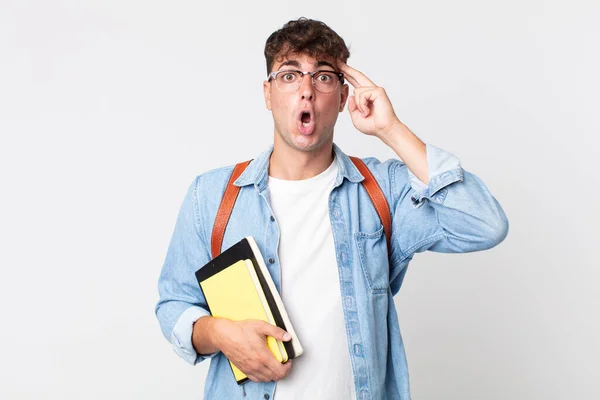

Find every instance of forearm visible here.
[380,122,428,184]
[192,316,221,355]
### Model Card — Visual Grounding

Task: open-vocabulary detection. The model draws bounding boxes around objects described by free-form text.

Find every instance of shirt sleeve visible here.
[389,143,509,281]
[172,306,219,365]
[155,177,219,365]
[406,143,463,206]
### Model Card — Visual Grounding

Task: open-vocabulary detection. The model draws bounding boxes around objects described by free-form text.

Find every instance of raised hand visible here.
[337,60,402,139]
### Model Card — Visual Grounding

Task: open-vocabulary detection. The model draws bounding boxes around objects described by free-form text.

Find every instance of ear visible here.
[339,83,349,112]
[263,80,272,110]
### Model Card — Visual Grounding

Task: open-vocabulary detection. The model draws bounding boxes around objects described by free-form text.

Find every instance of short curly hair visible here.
[264,17,351,75]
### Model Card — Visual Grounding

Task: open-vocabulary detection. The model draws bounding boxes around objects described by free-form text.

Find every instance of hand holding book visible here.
[194,237,304,384]
[195,317,294,382]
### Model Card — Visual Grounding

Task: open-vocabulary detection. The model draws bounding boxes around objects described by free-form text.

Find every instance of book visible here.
[195,236,304,384]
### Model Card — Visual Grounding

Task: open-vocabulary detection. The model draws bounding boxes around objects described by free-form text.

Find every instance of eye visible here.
[281,72,298,82]
[316,72,334,83]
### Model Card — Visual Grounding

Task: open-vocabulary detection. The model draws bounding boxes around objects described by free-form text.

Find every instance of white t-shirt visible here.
[267,156,356,400]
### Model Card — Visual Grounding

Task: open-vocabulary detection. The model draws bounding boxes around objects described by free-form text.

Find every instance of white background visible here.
[1,0,598,399]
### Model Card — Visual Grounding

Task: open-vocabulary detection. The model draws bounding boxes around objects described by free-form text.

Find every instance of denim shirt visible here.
[155,142,509,400]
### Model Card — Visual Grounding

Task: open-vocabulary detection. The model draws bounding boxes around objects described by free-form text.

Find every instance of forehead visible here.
[274,52,337,70]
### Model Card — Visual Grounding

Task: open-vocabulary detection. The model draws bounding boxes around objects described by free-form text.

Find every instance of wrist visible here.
[379,120,406,146]
[192,316,221,355]
[208,317,226,350]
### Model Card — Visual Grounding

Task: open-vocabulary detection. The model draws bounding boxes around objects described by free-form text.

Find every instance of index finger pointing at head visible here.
[337,60,377,88]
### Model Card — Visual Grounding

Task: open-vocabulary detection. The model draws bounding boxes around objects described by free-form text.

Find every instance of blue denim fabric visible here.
[155,142,509,399]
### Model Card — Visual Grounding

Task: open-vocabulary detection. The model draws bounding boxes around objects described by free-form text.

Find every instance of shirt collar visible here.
[234,142,365,191]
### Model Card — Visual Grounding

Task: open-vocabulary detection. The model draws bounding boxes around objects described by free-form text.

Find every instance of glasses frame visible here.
[268,69,345,93]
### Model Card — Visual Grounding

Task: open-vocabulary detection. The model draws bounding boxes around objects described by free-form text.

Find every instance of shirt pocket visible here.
[354,224,390,294]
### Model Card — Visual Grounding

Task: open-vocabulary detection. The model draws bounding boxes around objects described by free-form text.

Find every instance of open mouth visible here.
[301,112,311,127]
[297,110,315,135]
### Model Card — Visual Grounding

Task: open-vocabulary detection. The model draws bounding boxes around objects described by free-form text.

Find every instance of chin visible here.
[292,134,331,153]
[275,124,332,153]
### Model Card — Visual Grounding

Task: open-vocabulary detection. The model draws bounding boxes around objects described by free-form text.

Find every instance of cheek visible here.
[271,96,292,118]
[321,99,342,121]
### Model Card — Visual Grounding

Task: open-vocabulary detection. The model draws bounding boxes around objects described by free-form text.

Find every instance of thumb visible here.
[259,321,292,342]
[348,95,359,114]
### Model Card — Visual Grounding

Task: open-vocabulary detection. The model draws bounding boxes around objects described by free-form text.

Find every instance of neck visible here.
[269,139,335,181]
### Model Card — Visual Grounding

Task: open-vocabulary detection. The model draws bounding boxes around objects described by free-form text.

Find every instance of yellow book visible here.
[199,259,287,382]
[196,237,304,385]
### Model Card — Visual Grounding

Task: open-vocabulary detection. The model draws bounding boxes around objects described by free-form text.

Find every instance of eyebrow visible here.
[277,60,337,71]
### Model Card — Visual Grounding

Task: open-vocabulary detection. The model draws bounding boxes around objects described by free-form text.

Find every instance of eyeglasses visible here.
[268,69,345,93]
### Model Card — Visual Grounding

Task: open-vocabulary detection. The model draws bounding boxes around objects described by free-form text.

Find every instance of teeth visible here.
[302,122,310,127]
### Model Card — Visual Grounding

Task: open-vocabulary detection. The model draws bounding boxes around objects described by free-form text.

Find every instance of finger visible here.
[268,360,293,382]
[238,354,265,380]
[353,90,373,117]
[348,95,366,119]
[237,341,276,381]
[281,359,293,378]
[248,327,291,380]
[336,61,362,88]
[257,321,291,342]
[250,364,272,382]
[243,361,269,382]
[348,95,359,114]
[352,86,378,95]
[259,347,289,380]
[337,60,377,88]
[342,71,361,89]
[355,88,385,117]
[352,86,378,113]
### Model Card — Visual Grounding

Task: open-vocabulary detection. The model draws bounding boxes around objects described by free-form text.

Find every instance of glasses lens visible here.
[276,71,302,92]
[273,70,340,93]
[313,71,339,93]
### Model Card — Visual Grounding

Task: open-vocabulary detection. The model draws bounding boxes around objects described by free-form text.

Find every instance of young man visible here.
[155,18,509,399]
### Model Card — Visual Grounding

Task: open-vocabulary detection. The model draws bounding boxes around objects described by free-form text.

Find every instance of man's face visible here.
[263,52,349,155]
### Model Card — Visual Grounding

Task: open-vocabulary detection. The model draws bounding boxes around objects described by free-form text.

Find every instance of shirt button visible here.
[268,258,275,264]
[345,296,353,307]
[264,394,270,400]
[270,216,275,222]
[354,344,363,356]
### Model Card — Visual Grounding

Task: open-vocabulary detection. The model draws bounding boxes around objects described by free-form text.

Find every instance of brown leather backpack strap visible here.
[211,157,392,260]
[349,156,393,255]
[211,160,252,258]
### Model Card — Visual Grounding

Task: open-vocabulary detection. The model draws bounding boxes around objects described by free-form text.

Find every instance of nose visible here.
[299,73,314,100]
